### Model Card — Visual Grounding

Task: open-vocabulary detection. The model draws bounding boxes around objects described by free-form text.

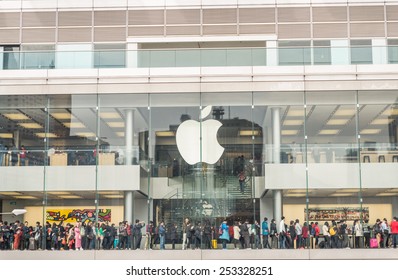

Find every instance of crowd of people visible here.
[1,216,397,251]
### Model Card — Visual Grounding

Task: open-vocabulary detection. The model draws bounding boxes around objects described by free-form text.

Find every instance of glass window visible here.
[1,45,20,70]
[351,39,372,64]
[94,44,126,68]
[56,44,92,69]
[279,41,311,66]
[21,45,55,69]
[313,40,331,65]
[388,39,398,64]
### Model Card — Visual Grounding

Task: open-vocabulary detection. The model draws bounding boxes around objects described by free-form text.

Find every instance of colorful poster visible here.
[46,209,111,224]
[305,207,369,221]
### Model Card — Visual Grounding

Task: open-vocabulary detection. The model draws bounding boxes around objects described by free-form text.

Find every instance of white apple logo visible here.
[176,106,224,165]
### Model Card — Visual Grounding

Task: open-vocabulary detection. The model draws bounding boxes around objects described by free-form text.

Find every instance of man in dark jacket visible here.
[132,219,145,250]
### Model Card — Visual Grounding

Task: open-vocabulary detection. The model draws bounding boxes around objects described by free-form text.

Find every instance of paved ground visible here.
[1,249,397,260]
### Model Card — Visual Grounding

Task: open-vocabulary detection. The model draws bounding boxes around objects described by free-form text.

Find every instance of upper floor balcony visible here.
[1,45,398,70]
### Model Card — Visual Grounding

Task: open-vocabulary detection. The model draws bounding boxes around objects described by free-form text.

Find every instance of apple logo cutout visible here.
[176,105,225,165]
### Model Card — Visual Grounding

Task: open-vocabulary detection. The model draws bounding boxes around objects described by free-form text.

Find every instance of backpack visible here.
[329,226,337,236]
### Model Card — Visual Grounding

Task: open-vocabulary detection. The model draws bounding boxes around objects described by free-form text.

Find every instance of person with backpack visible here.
[322,222,330,248]
[144,221,154,250]
[233,221,241,249]
[363,219,371,248]
[330,221,338,248]
[270,219,278,249]
[262,217,271,249]
[241,220,250,249]
[219,219,230,250]
[373,219,382,248]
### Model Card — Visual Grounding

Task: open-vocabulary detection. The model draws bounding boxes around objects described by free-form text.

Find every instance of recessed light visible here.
[360,129,381,134]
[18,122,43,129]
[0,133,13,138]
[239,130,261,136]
[281,130,298,135]
[102,195,124,198]
[47,191,71,195]
[2,113,30,120]
[382,108,398,116]
[283,120,304,126]
[75,132,96,138]
[329,193,355,197]
[156,131,175,137]
[326,119,349,125]
[35,133,58,138]
[58,195,82,199]
[116,132,125,137]
[319,129,340,135]
[63,122,85,128]
[334,109,356,117]
[287,109,305,117]
[107,122,125,128]
[13,195,38,199]
[370,119,393,125]
[99,112,121,119]
[50,112,72,119]
[0,192,22,196]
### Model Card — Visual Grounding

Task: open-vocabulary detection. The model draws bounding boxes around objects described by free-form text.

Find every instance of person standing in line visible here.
[314,222,320,248]
[182,218,190,250]
[74,222,82,250]
[270,219,278,249]
[390,217,398,249]
[219,219,230,250]
[252,220,261,249]
[294,219,302,249]
[158,222,166,250]
[241,220,251,249]
[233,221,241,249]
[322,222,330,248]
[279,216,286,249]
[363,219,371,248]
[0,141,7,166]
[170,223,177,250]
[262,217,271,249]
[145,221,154,250]
[132,219,145,250]
[302,222,309,249]
[354,219,363,248]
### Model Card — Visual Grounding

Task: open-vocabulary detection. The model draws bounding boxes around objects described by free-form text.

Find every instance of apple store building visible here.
[1,0,398,251]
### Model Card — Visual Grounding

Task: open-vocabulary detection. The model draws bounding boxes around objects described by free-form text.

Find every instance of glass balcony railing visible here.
[1,46,398,70]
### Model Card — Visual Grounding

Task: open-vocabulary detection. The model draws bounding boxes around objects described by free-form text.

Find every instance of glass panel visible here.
[150,93,200,249]
[46,94,97,250]
[351,40,372,64]
[279,41,311,66]
[0,95,46,250]
[2,46,20,70]
[306,90,361,250]
[94,44,126,68]
[201,49,227,66]
[21,45,55,69]
[313,40,331,65]
[388,39,398,64]
[56,44,92,69]
[254,91,307,250]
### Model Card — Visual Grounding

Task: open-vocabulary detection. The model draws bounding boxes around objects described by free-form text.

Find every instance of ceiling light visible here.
[50,112,72,119]
[337,188,360,193]
[382,108,398,116]
[370,119,393,125]
[319,129,340,135]
[99,112,121,119]
[58,195,82,199]
[102,195,124,199]
[360,129,381,134]
[35,133,58,138]
[156,131,175,137]
[98,191,121,195]
[375,193,397,197]
[386,189,398,193]
[281,130,298,136]
[284,194,306,197]
[0,192,22,196]
[287,109,305,117]
[13,195,38,199]
[0,133,13,138]
[2,113,30,120]
[63,122,85,128]
[326,119,349,125]
[239,130,261,136]
[329,193,355,197]
[334,109,356,117]
[46,191,71,195]
[18,122,43,129]
[116,132,125,137]
[107,122,125,128]
[75,132,96,138]
[283,120,304,126]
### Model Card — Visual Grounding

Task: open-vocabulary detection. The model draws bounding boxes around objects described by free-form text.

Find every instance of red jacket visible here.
[315,225,320,237]
[390,220,398,234]
[302,226,309,238]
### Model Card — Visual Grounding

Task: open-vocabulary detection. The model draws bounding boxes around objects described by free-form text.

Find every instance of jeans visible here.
[262,235,271,249]
[279,234,286,249]
[160,235,165,250]
[392,234,398,248]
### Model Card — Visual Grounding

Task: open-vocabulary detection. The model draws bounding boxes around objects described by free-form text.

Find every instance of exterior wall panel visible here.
[386,5,398,21]
[22,28,56,43]
[350,23,385,37]
[128,26,164,36]
[129,10,164,25]
[166,9,201,24]
[203,25,237,35]
[239,8,276,23]
[203,9,237,24]
[166,26,201,36]
[94,27,126,42]
[0,12,20,28]
[278,7,310,23]
[313,23,348,38]
[22,12,56,27]
[350,6,385,22]
[312,7,347,22]
[94,11,126,26]
[239,24,276,35]
[58,28,92,42]
[0,29,20,44]
[58,11,92,26]
[278,24,311,39]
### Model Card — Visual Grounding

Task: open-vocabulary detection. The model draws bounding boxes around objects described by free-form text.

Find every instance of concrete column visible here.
[124,109,135,223]
[273,190,283,225]
[124,191,134,224]
[125,109,134,166]
[127,43,138,68]
[271,107,281,164]
[266,40,278,66]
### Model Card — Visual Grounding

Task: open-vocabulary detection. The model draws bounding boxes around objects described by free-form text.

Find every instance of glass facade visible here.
[1,90,398,250]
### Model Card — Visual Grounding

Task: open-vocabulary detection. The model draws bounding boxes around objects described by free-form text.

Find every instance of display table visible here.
[98,153,115,165]
[50,153,67,166]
